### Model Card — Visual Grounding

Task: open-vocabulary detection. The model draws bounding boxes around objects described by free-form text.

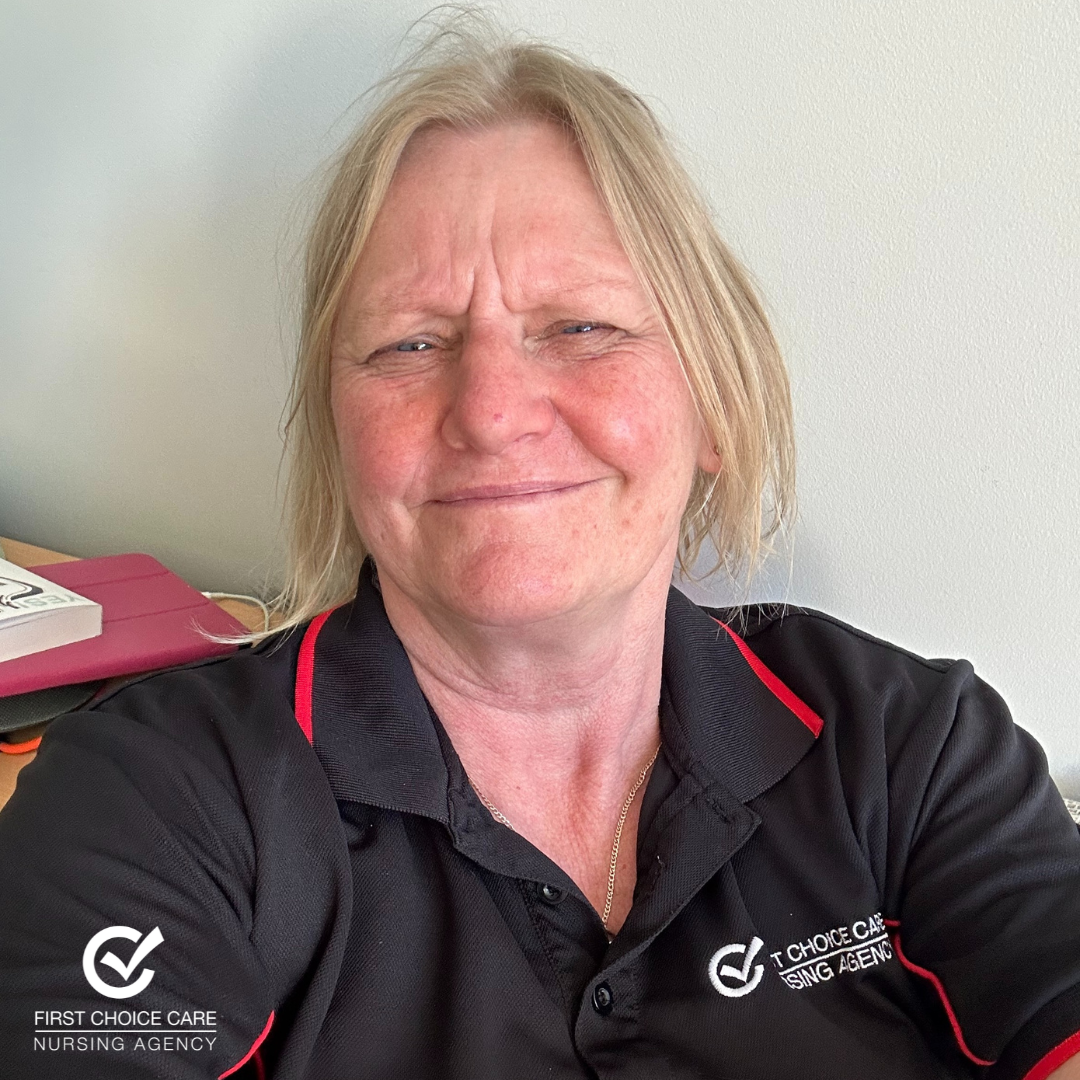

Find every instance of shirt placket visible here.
[571,782,759,1078]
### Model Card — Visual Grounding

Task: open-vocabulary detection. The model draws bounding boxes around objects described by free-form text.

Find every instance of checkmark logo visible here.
[708,936,765,998]
[82,926,164,999]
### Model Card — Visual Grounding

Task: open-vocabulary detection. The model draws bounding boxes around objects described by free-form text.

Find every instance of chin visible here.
[426,543,601,627]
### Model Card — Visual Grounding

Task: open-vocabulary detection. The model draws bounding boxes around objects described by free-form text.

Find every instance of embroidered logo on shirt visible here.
[708,936,765,998]
[82,925,164,1000]
[770,912,892,990]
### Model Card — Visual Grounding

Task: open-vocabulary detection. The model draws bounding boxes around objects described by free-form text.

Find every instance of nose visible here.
[440,322,557,455]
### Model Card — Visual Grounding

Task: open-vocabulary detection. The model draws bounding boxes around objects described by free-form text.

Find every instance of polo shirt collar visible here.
[308,562,820,820]
[308,563,449,822]
[660,585,821,804]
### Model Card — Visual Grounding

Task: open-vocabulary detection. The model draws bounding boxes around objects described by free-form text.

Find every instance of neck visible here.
[377,556,675,933]
[379,557,671,930]
[378,558,671,806]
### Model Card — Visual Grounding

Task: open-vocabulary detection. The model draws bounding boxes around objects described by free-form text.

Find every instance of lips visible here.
[432,479,598,504]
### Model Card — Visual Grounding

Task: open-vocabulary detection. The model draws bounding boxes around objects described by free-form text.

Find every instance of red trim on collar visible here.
[714,620,824,737]
[1021,1030,1080,1080]
[294,610,334,745]
[218,1010,275,1079]
[883,920,995,1067]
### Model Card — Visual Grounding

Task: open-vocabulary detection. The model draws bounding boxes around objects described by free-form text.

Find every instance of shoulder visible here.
[702,601,974,736]
[707,602,954,678]
[696,601,1027,834]
[60,629,310,787]
[88,627,305,733]
[5,625,336,877]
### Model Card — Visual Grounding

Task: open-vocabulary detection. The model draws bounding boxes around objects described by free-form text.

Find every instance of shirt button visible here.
[592,982,614,1016]
[538,883,565,904]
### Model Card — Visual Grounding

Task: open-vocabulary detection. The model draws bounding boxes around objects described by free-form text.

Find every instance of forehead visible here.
[343,120,641,317]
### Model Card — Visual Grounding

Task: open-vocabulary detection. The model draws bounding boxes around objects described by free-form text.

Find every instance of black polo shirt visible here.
[1,564,1079,1080]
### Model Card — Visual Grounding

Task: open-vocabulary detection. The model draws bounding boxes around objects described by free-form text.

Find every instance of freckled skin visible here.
[330,121,717,630]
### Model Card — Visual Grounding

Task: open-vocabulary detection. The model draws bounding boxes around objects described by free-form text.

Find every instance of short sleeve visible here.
[887,662,1080,1078]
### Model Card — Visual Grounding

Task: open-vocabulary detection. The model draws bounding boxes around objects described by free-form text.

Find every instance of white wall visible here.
[2,1,1077,790]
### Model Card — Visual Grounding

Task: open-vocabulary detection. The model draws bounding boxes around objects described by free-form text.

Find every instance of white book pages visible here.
[0,559,103,664]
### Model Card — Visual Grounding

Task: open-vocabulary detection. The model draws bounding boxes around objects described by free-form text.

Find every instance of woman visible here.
[1,23,1078,1080]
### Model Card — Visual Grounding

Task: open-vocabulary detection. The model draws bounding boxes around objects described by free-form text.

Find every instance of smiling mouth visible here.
[433,479,598,504]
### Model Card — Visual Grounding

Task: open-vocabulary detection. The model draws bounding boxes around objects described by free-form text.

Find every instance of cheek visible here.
[565,356,698,481]
[331,378,440,514]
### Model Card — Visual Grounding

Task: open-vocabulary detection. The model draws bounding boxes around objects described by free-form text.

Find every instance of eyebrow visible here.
[346,273,641,322]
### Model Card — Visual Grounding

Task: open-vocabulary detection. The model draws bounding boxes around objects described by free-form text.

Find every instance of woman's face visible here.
[330,120,717,628]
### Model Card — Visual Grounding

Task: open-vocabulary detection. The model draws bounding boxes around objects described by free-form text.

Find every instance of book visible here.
[0,559,102,664]
[0,553,249,698]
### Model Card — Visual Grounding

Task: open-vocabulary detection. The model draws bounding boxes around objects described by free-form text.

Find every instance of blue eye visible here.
[561,323,597,334]
[395,341,433,352]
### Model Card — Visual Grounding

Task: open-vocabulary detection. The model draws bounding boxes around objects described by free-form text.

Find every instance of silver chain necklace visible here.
[472,743,661,935]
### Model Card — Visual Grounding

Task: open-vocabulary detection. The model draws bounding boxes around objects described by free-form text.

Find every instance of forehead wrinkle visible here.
[490,203,643,316]
[346,211,640,327]
[507,277,642,317]
[350,272,468,322]
[350,256,642,326]
[346,144,498,325]
[346,234,479,326]
[496,241,644,316]
[345,121,644,327]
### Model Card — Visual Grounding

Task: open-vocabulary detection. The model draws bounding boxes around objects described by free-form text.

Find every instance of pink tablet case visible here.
[0,554,246,697]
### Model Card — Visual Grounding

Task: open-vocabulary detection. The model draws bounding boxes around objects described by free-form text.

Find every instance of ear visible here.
[696,430,722,474]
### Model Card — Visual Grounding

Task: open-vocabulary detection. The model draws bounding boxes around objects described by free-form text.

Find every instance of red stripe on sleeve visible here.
[1022,1030,1080,1080]
[714,620,824,737]
[887,925,995,1067]
[294,610,334,745]
[218,1010,275,1079]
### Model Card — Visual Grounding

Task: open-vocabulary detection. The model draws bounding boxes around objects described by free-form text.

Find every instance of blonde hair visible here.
[271,12,795,636]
